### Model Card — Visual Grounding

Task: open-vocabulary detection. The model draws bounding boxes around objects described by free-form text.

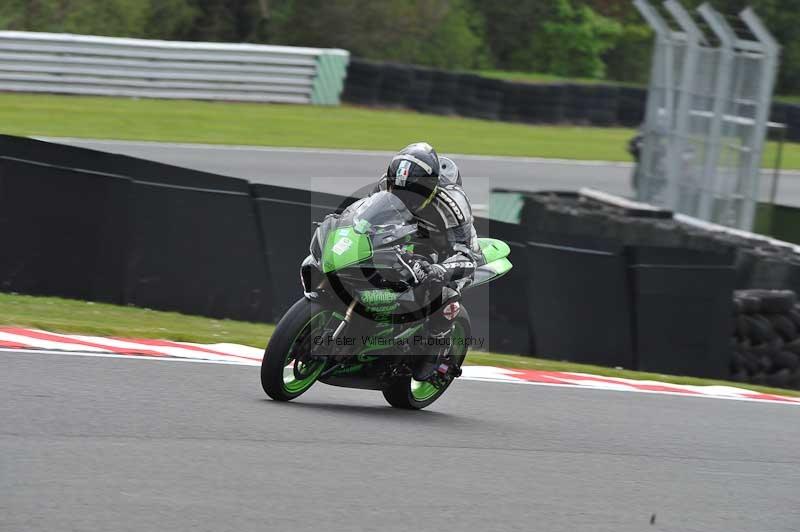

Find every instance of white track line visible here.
[35,136,635,167]
[3,347,799,406]
[37,136,800,176]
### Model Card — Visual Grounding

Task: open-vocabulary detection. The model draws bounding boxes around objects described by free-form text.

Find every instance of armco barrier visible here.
[0,156,131,304]
[0,31,348,105]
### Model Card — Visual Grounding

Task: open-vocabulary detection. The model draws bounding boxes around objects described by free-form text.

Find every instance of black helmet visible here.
[385,142,440,214]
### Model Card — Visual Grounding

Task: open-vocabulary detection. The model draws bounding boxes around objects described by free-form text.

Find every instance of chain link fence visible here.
[634,0,780,230]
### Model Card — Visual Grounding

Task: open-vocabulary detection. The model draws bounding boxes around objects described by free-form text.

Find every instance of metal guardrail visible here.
[0,31,349,105]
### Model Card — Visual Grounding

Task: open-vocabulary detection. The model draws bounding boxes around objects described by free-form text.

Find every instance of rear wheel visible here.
[382,312,470,410]
[261,298,332,401]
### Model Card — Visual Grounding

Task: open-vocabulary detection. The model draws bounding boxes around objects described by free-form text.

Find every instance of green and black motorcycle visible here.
[260,191,512,409]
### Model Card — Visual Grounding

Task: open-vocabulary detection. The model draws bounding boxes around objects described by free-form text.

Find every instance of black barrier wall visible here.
[0,136,270,321]
[343,58,800,139]
[0,135,530,353]
[628,246,735,379]
[251,184,358,320]
[0,135,759,381]
[0,157,131,304]
[517,191,744,378]
[463,219,533,355]
[125,170,270,321]
[527,233,635,368]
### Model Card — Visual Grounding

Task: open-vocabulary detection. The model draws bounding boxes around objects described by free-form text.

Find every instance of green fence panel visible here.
[489,191,524,224]
[312,50,350,105]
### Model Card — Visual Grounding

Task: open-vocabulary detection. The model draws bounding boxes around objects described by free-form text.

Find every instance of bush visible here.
[532,0,623,79]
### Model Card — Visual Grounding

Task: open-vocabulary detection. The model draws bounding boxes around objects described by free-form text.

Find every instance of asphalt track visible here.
[3,350,799,532]
[43,137,800,210]
[8,139,798,530]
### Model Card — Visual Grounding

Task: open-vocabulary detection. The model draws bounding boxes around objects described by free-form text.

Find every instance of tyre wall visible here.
[342,58,800,138]
[731,289,800,388]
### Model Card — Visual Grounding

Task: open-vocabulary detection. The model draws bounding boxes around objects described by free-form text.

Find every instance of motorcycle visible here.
[260,191,512,409]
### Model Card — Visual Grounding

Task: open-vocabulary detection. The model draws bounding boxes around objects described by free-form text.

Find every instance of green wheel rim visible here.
[410,321,466,402]
[282,311,330,394]
[410,380,440,401]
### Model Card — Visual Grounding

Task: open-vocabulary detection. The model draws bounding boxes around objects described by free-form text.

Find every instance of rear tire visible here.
[261,298,332,401]
[382,311,471,410]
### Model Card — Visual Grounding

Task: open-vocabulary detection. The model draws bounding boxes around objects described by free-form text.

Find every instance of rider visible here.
[374,142,481,380]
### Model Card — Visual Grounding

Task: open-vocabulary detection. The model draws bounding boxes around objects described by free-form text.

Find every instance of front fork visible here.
[315,300,359,379]
[330,299,357,343]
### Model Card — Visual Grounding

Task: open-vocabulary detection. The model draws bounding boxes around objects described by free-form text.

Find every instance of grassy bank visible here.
[477,69,800,106]
[0,93,798,168]
[1,291,797,398]
[477,69,639,87]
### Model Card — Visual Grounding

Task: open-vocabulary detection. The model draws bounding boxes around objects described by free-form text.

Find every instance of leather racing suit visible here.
[373,172,482,337]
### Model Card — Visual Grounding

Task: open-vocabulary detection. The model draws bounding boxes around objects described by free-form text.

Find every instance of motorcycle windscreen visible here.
[349,191,417,247]
[322,226,373,273]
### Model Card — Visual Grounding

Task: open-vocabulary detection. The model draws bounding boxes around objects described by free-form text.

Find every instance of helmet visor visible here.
[388,184,436,214]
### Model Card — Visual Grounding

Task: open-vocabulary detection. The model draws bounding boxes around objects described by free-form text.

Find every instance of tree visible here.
[468,0,550,70]
[1,0,798,93]
[531,0,622,78]
[270,0,485,69]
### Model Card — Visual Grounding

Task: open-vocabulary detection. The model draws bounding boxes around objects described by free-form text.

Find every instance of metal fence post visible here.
[633,0,674,204]
[634,1,780,230]
[739,8,781,230]
[697,3,735,221]
[663,0,705,213]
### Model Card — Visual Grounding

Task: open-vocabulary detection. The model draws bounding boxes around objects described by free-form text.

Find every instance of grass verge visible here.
[477,69,800,105]
[477,69,640,87]
[0,292,275,348]
[0,93,798,168]
[1,291,797,398]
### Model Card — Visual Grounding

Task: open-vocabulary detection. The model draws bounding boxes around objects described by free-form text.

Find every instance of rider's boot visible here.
[412,325,455,381]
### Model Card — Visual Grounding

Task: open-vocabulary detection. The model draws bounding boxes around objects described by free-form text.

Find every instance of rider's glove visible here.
[426,263,447,284]
[411,260,447,286]
[410,259,431,285]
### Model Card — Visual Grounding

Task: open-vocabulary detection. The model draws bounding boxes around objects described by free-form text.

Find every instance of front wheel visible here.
[382,311,471,410]
[261,298,333,401]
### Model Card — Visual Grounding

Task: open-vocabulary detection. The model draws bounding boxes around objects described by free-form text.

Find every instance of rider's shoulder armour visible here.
[431,183,472,230]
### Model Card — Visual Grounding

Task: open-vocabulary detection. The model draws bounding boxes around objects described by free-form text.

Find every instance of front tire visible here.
[261,298,332,401]
[382,311,471,410]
